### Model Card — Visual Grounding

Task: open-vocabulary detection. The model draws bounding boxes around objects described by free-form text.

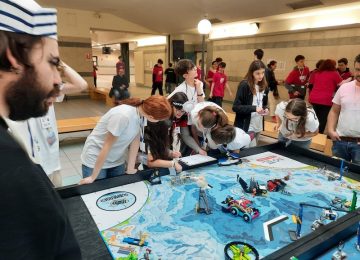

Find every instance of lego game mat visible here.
[81,152,360,259]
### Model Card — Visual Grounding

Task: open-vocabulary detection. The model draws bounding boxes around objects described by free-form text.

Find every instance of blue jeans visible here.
[332,141,360,164]
[278,132,311,149]
[82,164,125,180]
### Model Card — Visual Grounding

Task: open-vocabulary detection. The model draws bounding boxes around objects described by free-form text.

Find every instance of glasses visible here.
[284,115,300,122]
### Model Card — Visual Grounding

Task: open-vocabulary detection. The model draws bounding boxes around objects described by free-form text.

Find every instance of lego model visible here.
[266,178,291,195]
[221,195,260,222]
[311,209,338,231]
[331,241,347,260]
[289,203,347,241]
[224,241,259,260]
[193,176,213,214]
[170,172,195,186]
[237,175,267,196]
[123,232,149,247]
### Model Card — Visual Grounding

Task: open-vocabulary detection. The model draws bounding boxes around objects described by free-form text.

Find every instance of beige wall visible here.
[211,26,360,102]
[134,45,167,88]
[58,36,93,94]
[57,8,155,38]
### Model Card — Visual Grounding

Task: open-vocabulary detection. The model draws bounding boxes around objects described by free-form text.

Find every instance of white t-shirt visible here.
[168,81,204,125]
[81,105,141,168]
[190,101,224,130]
[248,85,264,133]
[332,81,360,137]
[6,106,60,175]
[207,127,251,150]
[275,101,319,141]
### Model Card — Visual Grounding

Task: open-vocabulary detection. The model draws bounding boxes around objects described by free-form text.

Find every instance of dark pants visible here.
[312,104,331,134]
[151,82,163,95]
[210,96,223,107]
[93,77,97,87]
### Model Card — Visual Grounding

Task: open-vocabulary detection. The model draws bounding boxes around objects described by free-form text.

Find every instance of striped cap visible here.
[0,0,57,39]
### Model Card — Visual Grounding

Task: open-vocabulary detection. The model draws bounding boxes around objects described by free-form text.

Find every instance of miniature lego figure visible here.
[193,176,212,214]
[237,175,267,196]
[331,241,347,260]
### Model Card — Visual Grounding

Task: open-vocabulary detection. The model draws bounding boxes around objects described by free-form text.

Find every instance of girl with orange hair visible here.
[79,95,172,184]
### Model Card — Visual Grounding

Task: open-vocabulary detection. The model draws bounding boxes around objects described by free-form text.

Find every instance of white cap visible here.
[0,0,57,39]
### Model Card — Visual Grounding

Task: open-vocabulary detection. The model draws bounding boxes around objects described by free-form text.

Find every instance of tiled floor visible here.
[56,82,277,187]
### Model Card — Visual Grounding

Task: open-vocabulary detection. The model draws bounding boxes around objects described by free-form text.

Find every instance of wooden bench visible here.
[89,87,114,107]
[227,113,333,156]
[57,116,100,134]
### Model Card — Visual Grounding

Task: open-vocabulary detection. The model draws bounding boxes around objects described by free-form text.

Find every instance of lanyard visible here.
[185,82,197,103]
[26,121,35,157]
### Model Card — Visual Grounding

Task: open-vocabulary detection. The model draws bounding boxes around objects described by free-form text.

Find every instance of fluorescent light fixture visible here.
[137,36,166,47]
[210,22,259,39]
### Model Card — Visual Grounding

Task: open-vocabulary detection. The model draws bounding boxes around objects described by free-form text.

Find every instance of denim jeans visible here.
[332,141,360,164]
[278,132,311,149]
[82,164,125,180]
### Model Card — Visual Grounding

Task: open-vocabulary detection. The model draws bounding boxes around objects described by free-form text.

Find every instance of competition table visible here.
[57,143,360,259]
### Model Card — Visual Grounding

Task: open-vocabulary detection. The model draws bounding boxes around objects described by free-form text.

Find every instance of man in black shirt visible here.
[0,0,81,259]
[109,66,130,102]
[165,62,177,94]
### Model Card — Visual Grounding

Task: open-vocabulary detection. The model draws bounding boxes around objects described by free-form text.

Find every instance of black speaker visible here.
[172,40,184,60]
[102,46,111,54]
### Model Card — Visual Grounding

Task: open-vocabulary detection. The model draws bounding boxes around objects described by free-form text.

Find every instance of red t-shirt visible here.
[206,70,215,81]
[285,66,310,98]
[309,70,342,106]
[196,67,202,80]
[173,117,188,128]
[116,61,125,73]
[212,72,227,97]
[153,65,163,82]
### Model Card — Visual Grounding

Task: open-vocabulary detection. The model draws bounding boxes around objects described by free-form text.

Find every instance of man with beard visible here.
[327,54,360,164]
[6,61,87,187]
[0,0,81,259]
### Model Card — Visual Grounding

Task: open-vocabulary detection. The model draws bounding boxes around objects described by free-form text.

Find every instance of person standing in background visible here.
[265,60,280,122]
[209,62,232,107]
[254,49,264,61]
[285,55,310,100]
[165,62,177,94]
[232,60,269,147]
[93,64,98,87]
[308,59,349,134]
[151,58,164,95]
[206,61,218,89]
[337,58,352,80]
[116,55,125,74]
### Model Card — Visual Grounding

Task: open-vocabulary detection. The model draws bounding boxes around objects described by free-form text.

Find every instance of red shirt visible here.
[337,69,352,80]
[285,66,310,98]
[309,70,342,106]
[116,61,125,73]
[212,72,227,97]
[173,117,188,128]
[153,65,163,82]
[206,70,215,81]
[196,67,202,80]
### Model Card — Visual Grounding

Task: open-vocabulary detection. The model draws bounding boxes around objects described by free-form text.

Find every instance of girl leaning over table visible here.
[274,98,319,149]
[79,95,172,184]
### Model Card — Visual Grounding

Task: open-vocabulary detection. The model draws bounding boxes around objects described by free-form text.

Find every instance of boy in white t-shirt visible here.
[327,54,360,163]
[168,59,205,123]
[275,99,319,149]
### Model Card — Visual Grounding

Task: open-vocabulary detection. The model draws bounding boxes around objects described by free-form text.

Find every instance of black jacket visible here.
[0,117,81,259]
[265,68,278,92]
[110,75,130,100]
[232,80,269,132]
